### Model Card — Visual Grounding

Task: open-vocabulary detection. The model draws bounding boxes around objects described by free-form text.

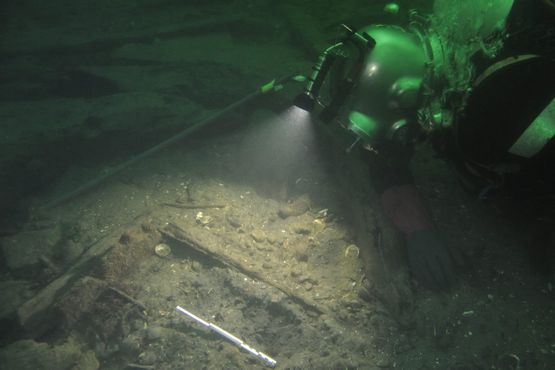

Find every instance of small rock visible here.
[255,244,272,252]
[145,326,164,340]
[138,351,157,365]
[278,197,309,219]
[250,230,266,243]
[121,335,141,354]
[291,272,317,285]
[190,260,202,272]
[226,215,242,228]
[294,226,311,235]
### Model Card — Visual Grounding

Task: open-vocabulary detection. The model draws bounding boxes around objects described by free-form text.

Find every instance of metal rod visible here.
[176,305,277,368]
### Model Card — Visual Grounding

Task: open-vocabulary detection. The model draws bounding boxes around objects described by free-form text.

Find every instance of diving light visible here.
[293,42,344,112]
[293,92,316,112]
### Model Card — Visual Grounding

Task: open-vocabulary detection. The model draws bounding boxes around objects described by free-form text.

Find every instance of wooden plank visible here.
[160,223,324,315]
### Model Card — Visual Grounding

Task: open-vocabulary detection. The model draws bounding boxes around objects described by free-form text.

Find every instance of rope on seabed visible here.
[41,77,297,210]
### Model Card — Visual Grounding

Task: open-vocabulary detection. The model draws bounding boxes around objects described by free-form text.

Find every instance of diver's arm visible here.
[368,143,458,290]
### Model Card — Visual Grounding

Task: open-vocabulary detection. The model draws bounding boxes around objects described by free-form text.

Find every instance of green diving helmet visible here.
[294,23,431,148]
[294,1,517,150]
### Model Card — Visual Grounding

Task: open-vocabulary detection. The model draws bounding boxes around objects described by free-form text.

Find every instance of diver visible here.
[294,0,555,290]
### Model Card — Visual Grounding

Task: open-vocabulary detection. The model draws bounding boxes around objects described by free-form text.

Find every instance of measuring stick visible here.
[176,305,277,368]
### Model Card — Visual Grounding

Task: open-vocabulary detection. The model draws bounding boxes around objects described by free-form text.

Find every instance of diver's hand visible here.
[407,229,458,291]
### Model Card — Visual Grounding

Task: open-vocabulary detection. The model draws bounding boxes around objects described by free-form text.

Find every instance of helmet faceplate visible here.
[340,25,428,144]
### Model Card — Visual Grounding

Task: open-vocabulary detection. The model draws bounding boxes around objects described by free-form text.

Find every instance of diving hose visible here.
[42,76,301,209]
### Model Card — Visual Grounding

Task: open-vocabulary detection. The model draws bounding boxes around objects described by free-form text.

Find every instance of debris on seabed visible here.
[462,310,474,318]
[154,243,171,257]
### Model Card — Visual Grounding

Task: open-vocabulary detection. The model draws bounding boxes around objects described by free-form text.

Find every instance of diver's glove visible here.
[407,229,458,291]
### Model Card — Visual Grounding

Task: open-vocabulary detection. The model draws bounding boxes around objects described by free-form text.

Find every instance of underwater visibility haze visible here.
[0,0,554,369]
